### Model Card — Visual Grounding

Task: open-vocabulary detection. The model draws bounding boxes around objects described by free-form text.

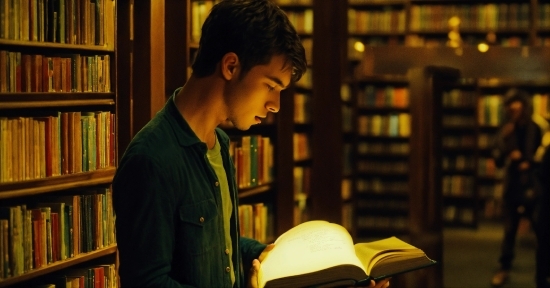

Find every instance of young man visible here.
[113,1,389,287]
[491,89,546,288]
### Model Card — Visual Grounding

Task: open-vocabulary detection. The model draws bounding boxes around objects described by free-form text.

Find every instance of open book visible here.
[258,220,437,288]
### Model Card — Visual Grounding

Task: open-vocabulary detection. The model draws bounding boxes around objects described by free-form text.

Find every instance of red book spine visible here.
[50,212,59,262]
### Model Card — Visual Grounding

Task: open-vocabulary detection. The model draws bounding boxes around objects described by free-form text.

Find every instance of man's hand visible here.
[248,244,275,288]
[367,278,390,288]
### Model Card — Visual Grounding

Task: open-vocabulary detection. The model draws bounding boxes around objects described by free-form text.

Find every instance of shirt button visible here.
[225,248,229,254]
[215,181,219,186]
[226,267,231,273]
[199,217,204,223]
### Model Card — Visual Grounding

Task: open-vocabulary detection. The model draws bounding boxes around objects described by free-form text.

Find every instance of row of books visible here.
[443,205,475,225]
[442,155,475,171]
[0,111,115,183]
[342,105,353,133]
[293,92,311,124]
[477,95,503,127]
[0,188,115,280]
[293,166,311,197]
[442,89,477,108]
[356,215,408,231]
[341,178,352,201]
[409,3,530,31]
[479,183,504,199]
[477,133,494,149]
[284,9,313,35]
[442,135,476,149]
[442,175,475,196]
[348,8,406,33]
[539,4,550,29]
[238,203,270,244]
[230,135,274,189]
[357,85,409,108]
[356,198,408,211]
[0,51,111,93]
[538,37,550,47]
[357,142,409,155]
[0,0,111,45]
[293,132,310,161]
[41,263,117,288]
[357,160,408,174]
[404,34,527,48]
[356,113,411,137]
[355,178,408,194]
[443,115,476,127]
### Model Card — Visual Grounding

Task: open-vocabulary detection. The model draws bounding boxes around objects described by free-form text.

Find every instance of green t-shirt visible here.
[207,135,235,285]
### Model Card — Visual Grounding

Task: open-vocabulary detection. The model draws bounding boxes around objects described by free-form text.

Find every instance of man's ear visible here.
[220,52,240,80]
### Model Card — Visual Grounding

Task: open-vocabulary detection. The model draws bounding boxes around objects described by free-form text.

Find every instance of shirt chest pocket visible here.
[177,198,221,256]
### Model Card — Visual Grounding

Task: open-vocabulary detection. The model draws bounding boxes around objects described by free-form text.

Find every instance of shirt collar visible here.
[164,88,230,151]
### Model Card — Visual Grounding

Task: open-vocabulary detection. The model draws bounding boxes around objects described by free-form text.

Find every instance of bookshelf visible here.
[440,78,480,228]
[347,0,550,49]
[276,0,315,231]
[348,66,457,288]
[349,74,411,240]
[0,0,118,287]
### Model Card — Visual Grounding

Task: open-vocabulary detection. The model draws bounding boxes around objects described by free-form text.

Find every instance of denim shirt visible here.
[113,89,266,287]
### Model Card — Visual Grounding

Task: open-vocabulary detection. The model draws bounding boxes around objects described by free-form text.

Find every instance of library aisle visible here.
[443,219,537,288]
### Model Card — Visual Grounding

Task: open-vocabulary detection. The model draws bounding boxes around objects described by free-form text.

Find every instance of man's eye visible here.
[267,85,275,92]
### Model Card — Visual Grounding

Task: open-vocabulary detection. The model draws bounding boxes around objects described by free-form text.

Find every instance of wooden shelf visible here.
[0,39,114,52]
[0,245,117,288]
[0,93,116,109]
[0,168,116,200]
[238,184,273,199]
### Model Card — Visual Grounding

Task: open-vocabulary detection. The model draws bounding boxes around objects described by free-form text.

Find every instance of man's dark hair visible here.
[191,0,307,82]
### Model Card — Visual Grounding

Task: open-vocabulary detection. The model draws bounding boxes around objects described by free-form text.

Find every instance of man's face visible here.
[224,54,292,130]
[506,100,524,122]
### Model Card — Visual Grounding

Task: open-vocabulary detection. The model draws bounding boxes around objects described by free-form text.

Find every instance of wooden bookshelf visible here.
[440,78,479,228]
[348,0,550,48]
[0,0,118,286]
[348,74,411,240]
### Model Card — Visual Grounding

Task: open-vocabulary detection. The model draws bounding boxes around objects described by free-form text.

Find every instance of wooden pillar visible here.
[408,66,460,288]
[310,0,347,224]
[131,0,166,134]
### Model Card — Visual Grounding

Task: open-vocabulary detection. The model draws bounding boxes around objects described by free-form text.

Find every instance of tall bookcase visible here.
[0,0,118,287]
[275,0,315,232]
[347,66,459,288]
[440,78,480,228]
[348,74,411,240]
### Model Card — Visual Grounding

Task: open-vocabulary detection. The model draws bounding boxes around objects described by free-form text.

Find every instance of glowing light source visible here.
[354,41,365,52]
[478,43,489,52]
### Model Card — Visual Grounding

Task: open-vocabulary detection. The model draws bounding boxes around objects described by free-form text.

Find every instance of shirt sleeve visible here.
[239,236,267,282]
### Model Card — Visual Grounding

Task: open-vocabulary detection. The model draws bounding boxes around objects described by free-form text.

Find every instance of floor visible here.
[443,219,538,288]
